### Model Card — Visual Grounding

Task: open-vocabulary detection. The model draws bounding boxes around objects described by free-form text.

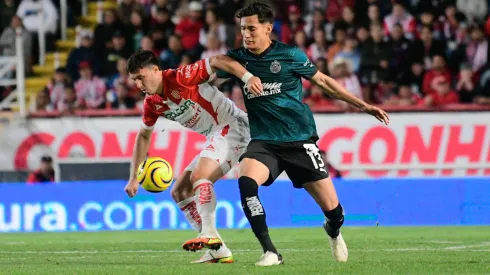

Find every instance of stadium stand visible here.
[1,0,490,115]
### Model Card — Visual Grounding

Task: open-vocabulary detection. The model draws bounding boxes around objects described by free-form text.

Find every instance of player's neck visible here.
[249,39,273,55]
[156,73,164,95]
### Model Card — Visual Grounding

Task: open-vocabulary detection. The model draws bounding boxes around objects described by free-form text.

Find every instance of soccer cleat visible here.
[255,251,284,266]
[324,222,348,262]
[191,247,234,264]
[182,237,223,251]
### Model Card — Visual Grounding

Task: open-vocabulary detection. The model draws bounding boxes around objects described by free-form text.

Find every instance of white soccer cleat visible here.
[327,232,348,262]
[191,246,233,264]
[254,251,284,266]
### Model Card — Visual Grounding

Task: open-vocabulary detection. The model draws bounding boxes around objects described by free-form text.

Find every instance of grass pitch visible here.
[0,227,489,274]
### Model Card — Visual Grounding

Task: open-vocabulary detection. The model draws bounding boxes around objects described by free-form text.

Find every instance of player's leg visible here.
[303,178,348,262]
[173,156,233,263]
[181,157,224,251]
[283,142,348,262]
[238,140,284,266]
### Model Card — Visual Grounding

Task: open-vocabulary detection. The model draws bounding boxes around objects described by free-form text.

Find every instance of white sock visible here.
[193,179,218,237]
[177,196,202,233]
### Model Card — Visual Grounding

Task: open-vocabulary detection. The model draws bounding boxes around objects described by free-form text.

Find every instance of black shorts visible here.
[239,138,329,188]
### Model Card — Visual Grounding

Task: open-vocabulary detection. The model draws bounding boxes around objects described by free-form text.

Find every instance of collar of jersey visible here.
[246,40,276,59]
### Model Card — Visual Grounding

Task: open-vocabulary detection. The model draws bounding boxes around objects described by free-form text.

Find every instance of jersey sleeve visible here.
[141,97,159,130]
[215,50,234,79]
[291,48,318,79]
[175,58,213,86]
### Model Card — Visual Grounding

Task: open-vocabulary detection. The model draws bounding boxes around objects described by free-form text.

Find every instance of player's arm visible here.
[125,100,158,198]
[176,56,262,95]
[310,71,389,125]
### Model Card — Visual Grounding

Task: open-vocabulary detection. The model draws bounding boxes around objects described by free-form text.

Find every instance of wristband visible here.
[241,72,254,83]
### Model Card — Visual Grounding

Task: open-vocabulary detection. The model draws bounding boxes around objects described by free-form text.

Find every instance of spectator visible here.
[93,9,123,52]
[464,24,488,73]
[74,61,106,109]
[46,67,71,109]
[27,156,54,184]
[57,85,80,114]
[200,32,227,60]
[220,0,244,25]
[16,0,58,60]
[119,0,145,25]
[106,81,136,109]
[339,6,358,36]
[388,23,412,77]
[330,57,362,107]
[101,31,132,76]
[397,84,420,106]
[128,8,149,52]
[366,3,382,27]
[304,8,330,40]
[334,35,361,73]
[421,78,459,106]
[456,0,487,23]
[326,26,347,65]
[106,57,140,101]
[412,25,446,69]
[326,0,355,23]
[416,10,443,40]
[456,64,478,103]
[319,150,342,179]
[160,34,184,69]
[150,0,173,21]
[355,25,370,47]
[149,6,174,52]
[0,0,18,34]
[0,15,32,75]
[66,30,97,80]
[199,8,227,48]
[422,55,452,95]
[442,3,467,51]
[292,30,307,52]
[32,88,53,112]
[140,35,159,56]
[175,1,204,58]
[359,24,391,86]
[383,1,416,40]
[307,28,329,62]
[280,4,305,45]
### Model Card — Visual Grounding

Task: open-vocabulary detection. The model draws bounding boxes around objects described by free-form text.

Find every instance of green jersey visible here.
[218,40,318,142]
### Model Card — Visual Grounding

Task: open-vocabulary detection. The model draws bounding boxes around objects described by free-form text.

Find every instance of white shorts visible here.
[185,116,250,174]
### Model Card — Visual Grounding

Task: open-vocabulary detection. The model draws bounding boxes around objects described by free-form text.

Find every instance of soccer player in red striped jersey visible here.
[124,50,263,263]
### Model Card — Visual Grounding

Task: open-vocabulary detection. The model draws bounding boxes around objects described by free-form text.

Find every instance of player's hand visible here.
[124,178,139,198]
[362,104,390,125]
[247,76,263,96]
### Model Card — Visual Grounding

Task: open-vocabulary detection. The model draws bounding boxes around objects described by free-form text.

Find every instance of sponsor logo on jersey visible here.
[164,100,195,120]
[303,59,314,67]
[243,82,282,99]
[154,104,163,111]
[181,107,202,128]
[270,60,281,73]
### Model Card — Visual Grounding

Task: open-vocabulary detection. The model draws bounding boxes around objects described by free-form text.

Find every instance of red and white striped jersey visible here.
[141,58,246,136]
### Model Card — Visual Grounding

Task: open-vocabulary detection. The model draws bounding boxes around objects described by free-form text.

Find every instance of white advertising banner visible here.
[1,112,490,178]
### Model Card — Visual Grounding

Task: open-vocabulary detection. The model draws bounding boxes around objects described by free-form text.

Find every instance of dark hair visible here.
[235,1,274,24]
[127,50,160,74]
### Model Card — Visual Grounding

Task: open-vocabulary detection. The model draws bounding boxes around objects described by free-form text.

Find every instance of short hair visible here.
[235,1,274,24]
[127,50,160,74]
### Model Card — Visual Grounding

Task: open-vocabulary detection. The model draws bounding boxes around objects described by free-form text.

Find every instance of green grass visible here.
[1,227,489,274]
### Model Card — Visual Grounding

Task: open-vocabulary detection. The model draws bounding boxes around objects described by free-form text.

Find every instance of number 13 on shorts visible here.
[303,144,327,173]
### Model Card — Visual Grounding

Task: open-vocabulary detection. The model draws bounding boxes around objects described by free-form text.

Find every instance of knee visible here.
[170,183,193,202]
[170,185,181,202]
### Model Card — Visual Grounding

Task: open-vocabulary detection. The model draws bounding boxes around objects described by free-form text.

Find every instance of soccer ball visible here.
[137,157,173,193]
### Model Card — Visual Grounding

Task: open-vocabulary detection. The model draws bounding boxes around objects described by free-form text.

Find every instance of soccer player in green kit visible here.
[216,2,390,266]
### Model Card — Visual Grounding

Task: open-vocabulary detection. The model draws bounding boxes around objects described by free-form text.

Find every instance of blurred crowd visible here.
[2,0,490,114]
